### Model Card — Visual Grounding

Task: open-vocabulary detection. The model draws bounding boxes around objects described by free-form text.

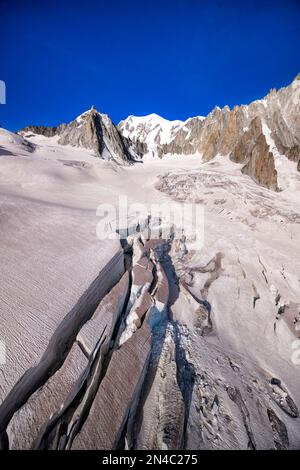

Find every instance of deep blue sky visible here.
[1,0,300,130]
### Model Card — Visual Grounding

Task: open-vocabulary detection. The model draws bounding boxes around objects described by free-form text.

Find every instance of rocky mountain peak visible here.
[58,109,136,163]
[118,74,300,190]
[231,116,278,191]
[20,108,136,164]
[18,74,300,189]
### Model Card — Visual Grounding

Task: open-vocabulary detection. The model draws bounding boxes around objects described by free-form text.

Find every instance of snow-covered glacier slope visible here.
[0,129,125,448]
[0,121,300,449]
[0,74,299,450]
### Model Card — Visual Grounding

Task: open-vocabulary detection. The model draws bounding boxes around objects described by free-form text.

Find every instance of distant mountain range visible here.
[1,74,300,451]
[19,74,300,190]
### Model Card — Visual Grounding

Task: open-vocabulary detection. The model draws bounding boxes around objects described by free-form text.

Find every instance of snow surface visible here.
[119,113,205,158]
[0,128,300,448]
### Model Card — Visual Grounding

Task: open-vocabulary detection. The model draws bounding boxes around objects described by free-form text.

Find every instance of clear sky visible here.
[1,0,300,130]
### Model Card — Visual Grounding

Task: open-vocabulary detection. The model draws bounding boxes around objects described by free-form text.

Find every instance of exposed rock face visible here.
[1,135,300,450]
[242,135,277,190]
[118,74,300,189]
[17,74,300,187]
[20,108,136,164]
[162,116,205,157]
[58,109,134,163]
[119,75,300,163]
[119,114,206,158]
[19,125,63,138]
[264,76,300,162]
[231,117,278,190]
[163,105,249,161]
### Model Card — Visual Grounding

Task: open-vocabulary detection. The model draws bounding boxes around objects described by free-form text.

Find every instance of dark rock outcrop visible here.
[20,125,63,138]
[119,74,300,189]
[231,117,278,190]
[20,108,136,164]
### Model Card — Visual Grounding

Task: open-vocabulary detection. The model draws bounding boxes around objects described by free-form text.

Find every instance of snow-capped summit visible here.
[1,75,300,452]
[117,75,300,189]
[118,113,204,158]
[15,73,300,189]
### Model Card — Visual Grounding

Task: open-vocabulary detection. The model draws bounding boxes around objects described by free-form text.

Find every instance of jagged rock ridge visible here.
[18,74,300,188]
[20,108,137,164]
[1,121,300,450]
[118,74,300,189]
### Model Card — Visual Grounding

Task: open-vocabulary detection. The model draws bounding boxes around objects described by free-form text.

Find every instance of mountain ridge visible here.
[16,74,300,190]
